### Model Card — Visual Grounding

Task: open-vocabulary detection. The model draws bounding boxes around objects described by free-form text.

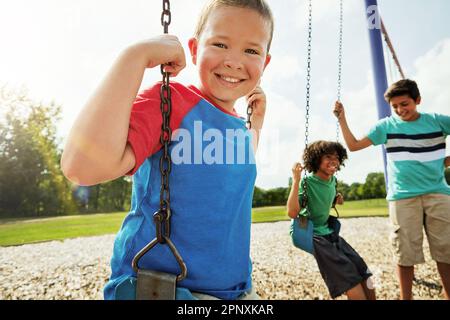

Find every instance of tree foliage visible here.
[0,87,133,218]
[0,87,75,217]
[337,172,387,201]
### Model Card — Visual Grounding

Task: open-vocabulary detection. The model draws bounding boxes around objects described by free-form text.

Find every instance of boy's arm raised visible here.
[334,101,373,151]
[61,36,186,186]
[287,162,303,219]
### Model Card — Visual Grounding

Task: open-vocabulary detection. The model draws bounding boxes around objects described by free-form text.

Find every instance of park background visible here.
[1,0,450,301]
[0,0,449,241]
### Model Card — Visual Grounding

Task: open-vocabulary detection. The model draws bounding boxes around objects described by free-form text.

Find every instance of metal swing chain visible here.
[333,0,344,211]
[301,0,313,213]
[246,104,253,129]
[161,0,171,34]
[132,0,187,282]
[158,0,173,243]
[336,0,343,143]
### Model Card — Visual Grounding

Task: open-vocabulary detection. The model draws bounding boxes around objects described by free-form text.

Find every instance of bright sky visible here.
[1,0,449,189]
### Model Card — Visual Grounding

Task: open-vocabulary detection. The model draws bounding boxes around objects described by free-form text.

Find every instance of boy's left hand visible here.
[333,101,345,121]
[445,156,450,168]
[246,85,266,130]
[335,193,344,205]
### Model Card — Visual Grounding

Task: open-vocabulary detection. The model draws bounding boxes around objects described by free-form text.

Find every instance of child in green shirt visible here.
[287,140,376,300]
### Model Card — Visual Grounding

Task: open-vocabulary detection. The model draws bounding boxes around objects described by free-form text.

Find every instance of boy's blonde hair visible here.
[194,0,274,52]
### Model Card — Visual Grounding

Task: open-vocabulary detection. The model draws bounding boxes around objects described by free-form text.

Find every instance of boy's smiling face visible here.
[317,153,340,180]
[389,95,421,122]
[188,6,271,111]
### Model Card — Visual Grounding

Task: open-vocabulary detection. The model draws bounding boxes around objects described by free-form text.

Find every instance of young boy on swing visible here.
[287,140,377,300]
[334,79,450,300]
[61,0,273,300]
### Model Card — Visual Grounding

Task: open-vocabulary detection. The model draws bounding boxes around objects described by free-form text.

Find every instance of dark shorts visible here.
[313,232,372,299]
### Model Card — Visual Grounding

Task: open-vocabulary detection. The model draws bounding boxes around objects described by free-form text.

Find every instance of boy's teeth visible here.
[221,76,240,83]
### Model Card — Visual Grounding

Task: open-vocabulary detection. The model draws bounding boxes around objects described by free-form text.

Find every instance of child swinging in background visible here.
[287,140,376,300]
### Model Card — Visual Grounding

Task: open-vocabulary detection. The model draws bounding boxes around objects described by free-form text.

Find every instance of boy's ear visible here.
[263,53,271,70]
[415,96,421,105]
[188,38,198,65]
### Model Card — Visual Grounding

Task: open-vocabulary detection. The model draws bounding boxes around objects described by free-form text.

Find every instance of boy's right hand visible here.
[333,101,345,121]
[292,162,303,183]
[133,35,186,77]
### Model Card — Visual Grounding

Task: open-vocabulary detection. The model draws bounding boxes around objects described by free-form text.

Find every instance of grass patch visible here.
[336,198,388,218]
[252,198,388,222]
[252,206,289,223]
[0,212,126,247]
[0,199,388,246]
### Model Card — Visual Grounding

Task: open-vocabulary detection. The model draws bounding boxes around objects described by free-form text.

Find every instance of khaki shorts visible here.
[389,193,450,266]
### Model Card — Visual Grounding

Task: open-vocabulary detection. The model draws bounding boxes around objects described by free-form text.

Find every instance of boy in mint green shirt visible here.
[334,79,450,300]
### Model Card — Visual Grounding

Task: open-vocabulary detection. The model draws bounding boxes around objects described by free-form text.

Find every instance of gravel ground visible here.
[0,217,445,300]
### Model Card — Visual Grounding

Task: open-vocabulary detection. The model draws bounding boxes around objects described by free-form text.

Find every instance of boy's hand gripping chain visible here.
[132,0,187,300]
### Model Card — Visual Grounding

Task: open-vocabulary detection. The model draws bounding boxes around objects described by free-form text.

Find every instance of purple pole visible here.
[364,0,391,187]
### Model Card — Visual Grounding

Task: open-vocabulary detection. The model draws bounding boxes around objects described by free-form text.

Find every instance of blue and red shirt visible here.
[104,82,257,299]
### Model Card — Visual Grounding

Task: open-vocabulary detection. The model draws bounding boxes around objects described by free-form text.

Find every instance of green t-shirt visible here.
[298,174,336,236]
[367,112,450,201]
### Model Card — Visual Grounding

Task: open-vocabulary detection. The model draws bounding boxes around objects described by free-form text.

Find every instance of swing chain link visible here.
[305,0,312,151]
[157,72,172,243]
[161,0,171,34]
[246,103,253,129]
[334,0,344,195]
[158,0,187,282]
[336,0,343,142]
[132,0,187,284]
[301,0,313,214]
[157,0,173,244]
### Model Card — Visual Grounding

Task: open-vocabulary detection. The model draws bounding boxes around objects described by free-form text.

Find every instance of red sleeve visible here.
[126,82,201,175]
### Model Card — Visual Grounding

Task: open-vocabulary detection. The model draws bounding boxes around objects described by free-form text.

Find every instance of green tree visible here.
[363,172,386,199]
[266,187,288,206]
[89,177,132,212]
[253,186,266,207]
[0,87,76,217]
[346,182,362,201]
[336,180,350,199]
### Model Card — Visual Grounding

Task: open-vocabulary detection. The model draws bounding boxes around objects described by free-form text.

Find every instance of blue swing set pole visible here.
[364,0,391,187]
